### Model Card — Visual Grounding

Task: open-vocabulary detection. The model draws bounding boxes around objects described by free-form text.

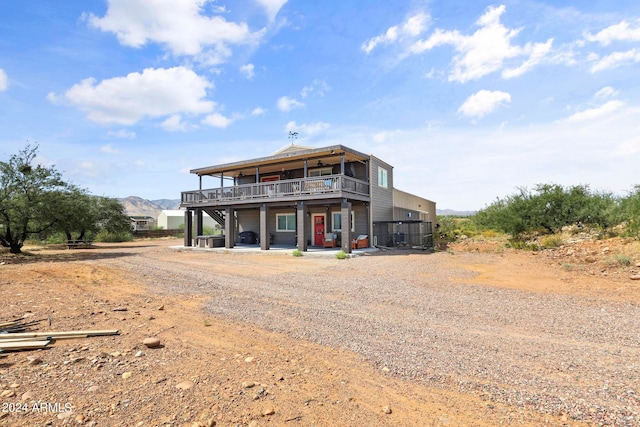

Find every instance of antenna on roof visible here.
[288,131,298,144]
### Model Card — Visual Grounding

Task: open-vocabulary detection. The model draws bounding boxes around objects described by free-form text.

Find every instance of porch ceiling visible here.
[190,145,370,178]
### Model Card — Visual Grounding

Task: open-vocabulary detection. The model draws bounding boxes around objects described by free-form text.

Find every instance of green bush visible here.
[541,234,563,249]
[335,250,347,259]
[95,230,133,243]
[291,249,303,257]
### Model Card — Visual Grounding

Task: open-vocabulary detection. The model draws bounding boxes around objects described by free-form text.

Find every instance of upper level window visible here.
[309,167,333,177]
[378,167,388,188]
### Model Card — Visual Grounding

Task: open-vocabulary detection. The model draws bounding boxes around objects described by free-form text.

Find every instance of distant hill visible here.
[436,209,476,217]
[151,199,181,210]
[118,196,181,219]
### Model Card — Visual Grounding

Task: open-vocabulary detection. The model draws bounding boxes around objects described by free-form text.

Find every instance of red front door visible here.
[313,215,325,246]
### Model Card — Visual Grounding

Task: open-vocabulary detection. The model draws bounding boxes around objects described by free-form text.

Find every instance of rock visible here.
[27,356,42,366]
[143,337,161,348]
[110,352,122,357]
[244,356,254,363]
[176,380,195,390]
[122,371,133,379]
[135,350,143,357]
[158,304,165,311]
[87,385,100,392]
[0,390,15,398]
[75,414,86,424]
[261,407,275,416]
[57,411,73,420]
[242,381,256,389]
[112,307,128,312]
[630,274,640,280]
[21,390,34,401]
[383,405,392,414]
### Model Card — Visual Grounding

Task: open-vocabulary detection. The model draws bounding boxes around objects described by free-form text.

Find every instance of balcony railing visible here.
[181,175,369,205]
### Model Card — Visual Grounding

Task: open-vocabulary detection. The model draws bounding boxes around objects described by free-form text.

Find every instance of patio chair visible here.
[323,232,337,248]
[351,235,368,249]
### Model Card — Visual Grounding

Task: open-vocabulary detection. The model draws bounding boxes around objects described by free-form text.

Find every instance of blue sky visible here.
[1,0,639,210]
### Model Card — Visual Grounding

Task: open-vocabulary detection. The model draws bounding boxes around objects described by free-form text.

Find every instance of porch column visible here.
[297,202,307,251]
[195,208,203,236]
[184,210,193,247]
[260,204,270,250]
[341,199,352,253]
[340,153,345,175]
[224,207,235,249]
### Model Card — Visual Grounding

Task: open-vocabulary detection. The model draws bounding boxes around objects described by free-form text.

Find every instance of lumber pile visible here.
[0,317,119,352]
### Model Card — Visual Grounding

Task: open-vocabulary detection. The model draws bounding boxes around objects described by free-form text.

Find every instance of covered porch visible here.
[181,145,373,253]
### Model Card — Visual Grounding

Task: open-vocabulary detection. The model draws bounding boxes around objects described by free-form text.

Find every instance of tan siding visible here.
[393,189,436,224]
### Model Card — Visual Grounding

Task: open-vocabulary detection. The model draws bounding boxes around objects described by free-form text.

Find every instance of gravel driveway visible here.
[93,246,640,426]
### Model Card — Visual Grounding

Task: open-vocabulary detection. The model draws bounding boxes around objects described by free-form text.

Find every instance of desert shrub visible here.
[541,234,563,249]
[614,254,632,266]
[291,249,303,257]
[95,230,133,243]
[335,250,347,259]
[476,184,620,239]
[506,239,540,251]
[480,229,501,238]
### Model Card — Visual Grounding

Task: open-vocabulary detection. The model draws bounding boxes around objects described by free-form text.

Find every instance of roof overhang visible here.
[190,145,371,178]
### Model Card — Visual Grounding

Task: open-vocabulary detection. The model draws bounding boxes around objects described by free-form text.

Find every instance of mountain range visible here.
[118,196,474,219]
[118,196,181,219]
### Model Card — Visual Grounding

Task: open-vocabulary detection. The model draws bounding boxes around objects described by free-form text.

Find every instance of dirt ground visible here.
[1,236,639,427]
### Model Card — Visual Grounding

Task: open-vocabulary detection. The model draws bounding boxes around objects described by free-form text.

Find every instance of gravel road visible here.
[92,246,640,426]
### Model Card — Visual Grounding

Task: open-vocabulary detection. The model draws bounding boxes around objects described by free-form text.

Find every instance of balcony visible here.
[181,175,370,206]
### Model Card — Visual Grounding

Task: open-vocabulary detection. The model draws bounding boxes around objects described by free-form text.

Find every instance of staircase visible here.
[203,208,226,228]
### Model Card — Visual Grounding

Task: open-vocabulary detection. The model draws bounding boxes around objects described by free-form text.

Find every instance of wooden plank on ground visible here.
[0,340,51,351]
[0,330,119,340]
[0,336,51,343]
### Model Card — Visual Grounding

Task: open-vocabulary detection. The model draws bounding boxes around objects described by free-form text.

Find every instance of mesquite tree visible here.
[0,144,72,253]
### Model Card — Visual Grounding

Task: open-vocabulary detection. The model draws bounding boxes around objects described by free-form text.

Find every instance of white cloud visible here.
[277,96,304,112]
[594,86,618,100]
[100,144,119,153]
[585,20,640,46]
[106,129,136,139]
[251,107,267,116]
[300,79,329,98]
[240,63,255,79]
[410,5,552,82]
[590,48,640,72]
[458,90,511,119]
[50,67,214,125]
[162,114,190,132]
[255,0,287,21]
[566,100,625,122]
[202,112,233,128]
[86,0,264,65]
[0,69,7,91]
[285,120,329,137]
[362,12,430,54]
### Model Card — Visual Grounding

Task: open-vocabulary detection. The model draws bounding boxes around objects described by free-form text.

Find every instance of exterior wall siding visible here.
[369,156,394,222]
[392,189,436,224]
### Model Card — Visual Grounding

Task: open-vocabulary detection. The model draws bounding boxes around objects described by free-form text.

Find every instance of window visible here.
[276,213,296,232]
[331,211,355,232]
[378,167,388,188]
[309,167,333,177]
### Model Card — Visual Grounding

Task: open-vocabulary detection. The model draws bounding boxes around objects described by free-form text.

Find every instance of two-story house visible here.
[180,144,435,253]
